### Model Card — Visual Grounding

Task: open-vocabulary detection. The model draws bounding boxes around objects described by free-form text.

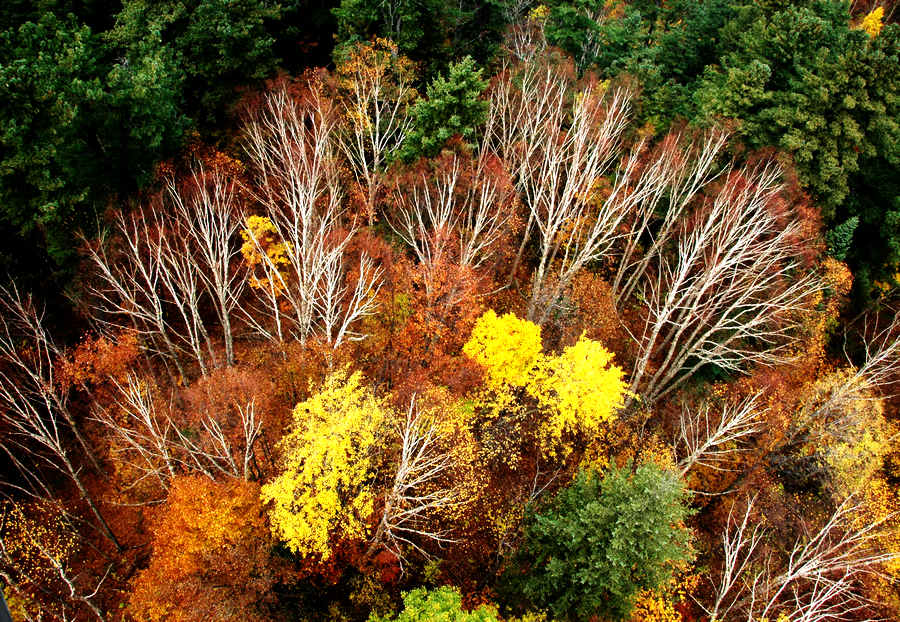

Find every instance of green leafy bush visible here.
[502,462,693,621]
[369,586,499,622]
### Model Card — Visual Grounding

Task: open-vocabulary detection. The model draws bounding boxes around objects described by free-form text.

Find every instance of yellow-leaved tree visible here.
[463,310,628,457]
[462,309,543,389]
[240,215,289,293]
[859,6,884,38]
[530,334,630,452]
[261,368,386,559]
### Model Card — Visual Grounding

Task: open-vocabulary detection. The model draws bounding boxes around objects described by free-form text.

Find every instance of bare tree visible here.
[484,53,572,285]
[84,210,190,379]
[524,82,633,324]
[0,503,110,621]
[241,80,382,348]
[485,59,636,325]
[610,129,730,306]
[702,496,766,622]
[800,311,900,435]
[0,285,120,551]
[387,150,513,304]
[91,374,177,498]
[166,165,246,367]
[87,165,245,375]
[676,393,764,477]
[369,399,459,562]
[93,374,262,502]
[704,494,898,621]
[629,162,822,404]
[336,39,416,225]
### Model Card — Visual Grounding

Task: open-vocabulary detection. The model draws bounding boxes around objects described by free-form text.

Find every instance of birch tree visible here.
[335,38,417,225]
[0,285,121,551]
[165,165,246,367]
[370,398,459,562]
[387,150,513,305]
[675,393,764,477]
[85,210,188,378]
[705,495,898,622]
[629,163,822,404]
[241,78,382,347]
[93,373,262,502]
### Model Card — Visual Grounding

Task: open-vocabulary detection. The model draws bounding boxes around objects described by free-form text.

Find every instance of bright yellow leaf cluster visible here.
[860,6,884,37]
[530,334,630,450]
[463,310,628,457]
[462,309,543,389]
[261,368,386,559]
[0,500,77,586]
[628,590,681,622]
[528,4,551,23]
[799,368,895,495]
[240,215,289,292]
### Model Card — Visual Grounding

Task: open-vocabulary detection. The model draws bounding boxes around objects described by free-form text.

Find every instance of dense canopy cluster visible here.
[1,2,900,622]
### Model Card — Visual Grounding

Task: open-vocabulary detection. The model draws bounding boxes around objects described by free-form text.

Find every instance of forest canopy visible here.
[1,1,900,621]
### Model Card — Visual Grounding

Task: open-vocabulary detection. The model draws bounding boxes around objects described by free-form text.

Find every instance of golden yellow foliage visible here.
[628,566,698,622]
[528,4,551,23]
[0,500,77,586]
[463,311,628,458]
[529,334,630,453]
[628,590,682,622]
[240,215,289,293]
[860,6,884,37]
[463,309,543,389]
[798,368,895,495]
[261,368,386,558]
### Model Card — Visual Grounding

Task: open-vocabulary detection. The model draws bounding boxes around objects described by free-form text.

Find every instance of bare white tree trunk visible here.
[0,286,120,551]
[93,374,263,501]
[610,129,729,306]
[369,398,459,562]
[629,162,822,404]
[336,40,415,225]
[84,211,188,379]
[676,393,764,477]
[387,150,513,305]
[704,494,898,621]
[166,165,246,367]
[241,80,382,348]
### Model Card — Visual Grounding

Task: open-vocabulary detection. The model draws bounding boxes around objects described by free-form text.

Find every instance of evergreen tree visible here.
[502,462,693,621]
[401,56,488,161]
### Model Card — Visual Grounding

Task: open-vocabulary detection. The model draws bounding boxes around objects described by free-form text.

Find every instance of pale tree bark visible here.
[484,53,572,288]
[84,211,188,379]
[93,373,263,502]
[522,83,633,325]
[369,398,459,563]
[0,506,111,621]
[0,285,120,551]
[610,129,730,306]
[629,162,822,404]
[702,496,766,622]
[0,284,101,473]
[387,150,513,305]
[486,58,636,325]
[704,494,898,622]
[336,40,415,225]
[799,311,900,436]
[676,392,764,477]
[241,80,382,348]
[165,165,246,367]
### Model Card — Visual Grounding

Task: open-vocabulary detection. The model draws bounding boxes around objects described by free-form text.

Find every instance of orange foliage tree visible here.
[128,475,282,622]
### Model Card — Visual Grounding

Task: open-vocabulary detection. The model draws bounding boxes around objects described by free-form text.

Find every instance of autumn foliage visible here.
[129,476,281,622]
[1,16,899,622]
